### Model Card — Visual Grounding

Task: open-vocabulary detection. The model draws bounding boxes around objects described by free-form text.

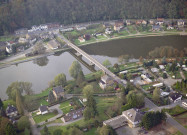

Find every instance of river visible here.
[0,35,187,100]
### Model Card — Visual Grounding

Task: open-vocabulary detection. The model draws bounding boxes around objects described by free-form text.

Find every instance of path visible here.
[38,118,83,131]
[180,70,186,80]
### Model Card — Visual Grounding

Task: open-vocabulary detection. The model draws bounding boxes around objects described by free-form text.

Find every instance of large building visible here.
[52,86,65,100]
[99,75,114,89]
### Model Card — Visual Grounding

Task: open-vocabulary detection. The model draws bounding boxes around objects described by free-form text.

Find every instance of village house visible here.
[99,75,114,89]
[126,20,131,25]
[76,25,86,31]
[151,68,159,73]
[60,27,73,32]
[38,105,48,115]
[103,108,143,129]
[83,34,91,40]
[114,21,124,31]
[47,23,60,29]
[141,74,152,84]
[78,37,85,43]
[156,18,164,25]
[47,40,60,50]
[169,93,182,103]
[40,24,48,30]
[136,20,143,25]
[103,23,111,28]
[177,19,185,26]
[159,65,165,70]
[52,85,65,100]
[5,41,16,54]
[61,108,84,123]
[152,25,162,31]
[6,105,18,118]
[18,37,28,44]
[15,28,28,35]
[142,20,147,25]
[149,19,155,25]
[105,28,112,34]
[167,26,174,30]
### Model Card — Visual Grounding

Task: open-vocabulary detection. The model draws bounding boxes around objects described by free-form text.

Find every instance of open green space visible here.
[32,112,57,124]
[127,25,137,34]
[173,112,187,129]
[3,99,16,110]
[142,84,152,91]
[84,128,97,135]
[0,35,14,42]
[59,100,74,114]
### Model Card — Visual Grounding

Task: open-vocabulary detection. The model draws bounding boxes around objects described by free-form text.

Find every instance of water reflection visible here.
[33,56,49,67]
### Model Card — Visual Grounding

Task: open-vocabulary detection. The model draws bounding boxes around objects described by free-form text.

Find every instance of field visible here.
[59,100,74,114]
[163,105,187,116]
[3,99,16,109]
[173,112,187,129]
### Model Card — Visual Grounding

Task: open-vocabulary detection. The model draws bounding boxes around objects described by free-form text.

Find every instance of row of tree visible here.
[1,0,187,35]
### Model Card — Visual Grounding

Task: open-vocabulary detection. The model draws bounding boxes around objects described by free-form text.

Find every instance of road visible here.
[144,97,187,135]
[58,34,127,87]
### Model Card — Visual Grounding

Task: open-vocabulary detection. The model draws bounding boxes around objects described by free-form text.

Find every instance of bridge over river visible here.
[58,34,127,87]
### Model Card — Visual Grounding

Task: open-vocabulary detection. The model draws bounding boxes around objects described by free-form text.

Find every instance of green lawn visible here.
[59,100,73,114]
[163,105,186,116]
[96,35,108,40]
[84,128,97,135]
[142,84,152,91]
[127,25,137,34]
[85,70,103,81]
[184,71,187,79]
[0,35,14,42]
[3,100,16,110]
[32,112,56,124]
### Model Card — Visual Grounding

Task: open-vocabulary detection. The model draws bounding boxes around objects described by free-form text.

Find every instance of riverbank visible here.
[0,31,186,69]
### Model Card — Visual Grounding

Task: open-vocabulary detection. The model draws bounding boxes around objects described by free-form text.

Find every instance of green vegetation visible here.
[127,25,137,34]
[3,99,16,109]
[32,112,57,124]
[163,105,186,116]
[59,100,73,114]
[142,84,152,91]
[0,35,14,42]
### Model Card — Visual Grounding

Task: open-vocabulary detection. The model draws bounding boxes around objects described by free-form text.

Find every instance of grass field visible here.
[0,35,14,42]
[84,128,97,135]
[3,99,16,109]
[32,112,56,124]
[163,105,186,116]
[59,100,73,114]
[173,112,187,129]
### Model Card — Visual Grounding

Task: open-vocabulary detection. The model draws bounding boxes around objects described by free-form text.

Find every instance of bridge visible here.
[58,34,127,87]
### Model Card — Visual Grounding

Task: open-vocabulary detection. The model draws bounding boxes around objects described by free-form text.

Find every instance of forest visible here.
[0,0,187,35]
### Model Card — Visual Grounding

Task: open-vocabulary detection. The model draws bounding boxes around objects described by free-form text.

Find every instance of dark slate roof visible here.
[169,93,182,101]
[53,86,64,94]
[6,105,17,114]
[39,105,48,112]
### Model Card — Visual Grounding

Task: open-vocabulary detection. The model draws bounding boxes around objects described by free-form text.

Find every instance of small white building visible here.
[39,105,48,115]
[151,68,159,73]
[159,65,165,70]
[169,93,182,103]
[161,92,169,97]
[6,105,18,118]
[141,74,152,83]
[76,26,86,31]
[153,83,163,88]
[78,37,85,43]
[167,26,174,30]
[18,37,28,44]
[177,19,185,26]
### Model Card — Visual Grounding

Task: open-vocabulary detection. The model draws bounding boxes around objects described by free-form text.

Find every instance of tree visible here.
[33,57,49,66]
[118,55,129,64]
[20,82,33,95]
[0,98,3,109]
[153,88,160,103]
[5,123,17,135]
[0,117,10,135]
[48,91,56,104]
[126,91,144,108]
[97,125,117,135]
[43,125,50,135]
[6,82,22,101]
[69,61,82,79]
[69,127,83,135]
[54,73,67,87]
[17,116,30,131]
[83,85,94,99]
[103,59,111,68]
[16,90,24,115]
[76,71,85,87]
[53,129,63,135]
[113,63,119,72]
[32,42,46,54]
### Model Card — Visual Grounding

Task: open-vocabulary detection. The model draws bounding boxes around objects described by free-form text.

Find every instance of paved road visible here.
[58,34,127,87]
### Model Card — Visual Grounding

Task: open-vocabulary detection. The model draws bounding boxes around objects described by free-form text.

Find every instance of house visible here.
[18,37,28,44]
[149,19,155,25]
[105,28,112,34]
[6,45,12,54]
[15,28,28,35]
[40,24,48,30]
[152,25,162,31]
[141,74,152,84]
[6,105,18,118]
[103,108,143,129]
[61,108,84,123]
[161,92,169,97]
[156,18,164,25]
[159,65,165,70]
[136,20,143,25]
[167,26,174,30]
[126,20,131,25]
[83,34,91,40]
[60,27,73,32]
[38,105,48,115]
[76,25,86,31]
[122,108,144,128]
[152,83,163,88]
[142,20,147,25]
[114,21,124,31]
[52,86,65,100]
[99,75,114,89]
[47,40,60,50]
[177,19,185,26]
[78,37,85,43]
[47,23,60,29]
[151,68,159,73]
[169,93,182,103]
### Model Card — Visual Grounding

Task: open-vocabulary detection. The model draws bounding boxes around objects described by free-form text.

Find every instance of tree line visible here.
[0,0,187,35]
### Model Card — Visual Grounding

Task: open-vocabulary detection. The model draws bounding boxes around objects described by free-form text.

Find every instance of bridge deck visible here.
[58,34,127,87]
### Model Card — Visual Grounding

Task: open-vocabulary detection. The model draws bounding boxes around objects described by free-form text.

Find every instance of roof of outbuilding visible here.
[39,105,48,112]
[169,93,182,101]
[6,105,17,114]
[53,86,64,94]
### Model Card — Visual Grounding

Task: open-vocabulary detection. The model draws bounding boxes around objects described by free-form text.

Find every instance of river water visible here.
[0,35,187,100]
